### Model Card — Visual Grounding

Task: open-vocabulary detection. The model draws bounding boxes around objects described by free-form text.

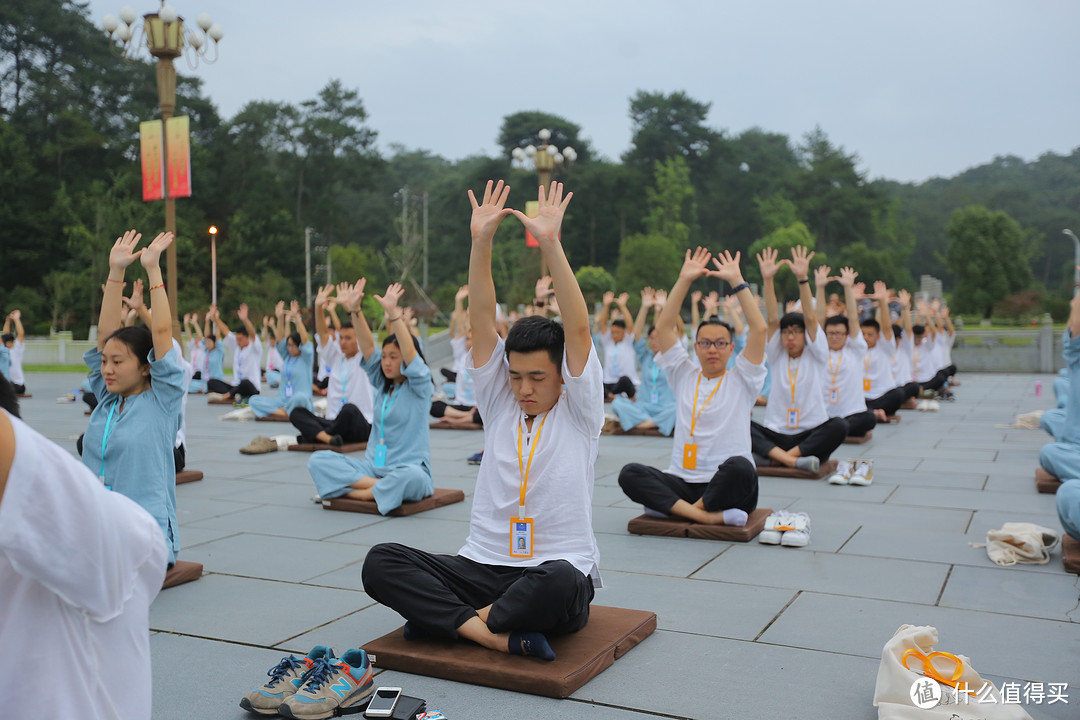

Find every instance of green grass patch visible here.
[25,364,88,372]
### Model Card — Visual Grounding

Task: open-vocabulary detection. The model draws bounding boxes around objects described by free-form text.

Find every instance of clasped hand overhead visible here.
[468,180,573,246]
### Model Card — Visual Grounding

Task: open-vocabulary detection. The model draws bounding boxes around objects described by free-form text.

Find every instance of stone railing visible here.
[952,315,1063,373]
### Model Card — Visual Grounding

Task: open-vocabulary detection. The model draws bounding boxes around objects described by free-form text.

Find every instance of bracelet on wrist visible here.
[387,314,402,322]
[798,278,810,285]
[730,282,750,294]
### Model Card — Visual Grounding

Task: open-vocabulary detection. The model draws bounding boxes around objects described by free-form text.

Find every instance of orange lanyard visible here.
[828,351,843,386]
[902,650,977,696]
[863,353,871,377]
[516,411,550,516]
[690,372,723,438]
[786,356,800,406]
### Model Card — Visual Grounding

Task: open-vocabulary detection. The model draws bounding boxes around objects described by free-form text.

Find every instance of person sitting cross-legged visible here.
[362,180,602,661]
[860,281,906,421]
[596,291,639,401]
[609,287,678,436]
[1046,286,1080,542]
[618,246,767,526]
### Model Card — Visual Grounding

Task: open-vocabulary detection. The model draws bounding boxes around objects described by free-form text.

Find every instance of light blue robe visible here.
[189,341,226,392]
[612,338,677,435]
[309,348,433,514]
[249,341,315,418]
[1044,331,1080,488]
[81,346,185,563]
[0,345,9,380]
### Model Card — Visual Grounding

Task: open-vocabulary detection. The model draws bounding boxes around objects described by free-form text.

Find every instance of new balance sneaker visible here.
[828,460,854,485]
[240,646,336,715]
[278,649,374,720]
[780,512,811,547]
[850,459,874,486]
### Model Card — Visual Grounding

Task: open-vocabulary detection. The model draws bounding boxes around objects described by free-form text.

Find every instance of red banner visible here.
[140,120,165,202]
[165,116,192,198]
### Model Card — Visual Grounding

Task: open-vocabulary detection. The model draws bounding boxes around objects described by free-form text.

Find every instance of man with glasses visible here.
[618,246,767,527]
[749,246,847,474]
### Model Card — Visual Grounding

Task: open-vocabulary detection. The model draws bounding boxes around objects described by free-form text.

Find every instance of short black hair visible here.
[611,319,627,330]
[779,312,806,332]
[0,374,20,417]
[287,331,301,348]
[860,318,880,331]
[913,324,926,336]
[824,315,849,331]
[892,324,903,338]
[104,326,153,371]
[696,317,734,341]
[505,315,564,367]
[235,326,250,338]
[340,322,354,330]
[1,333,14,344]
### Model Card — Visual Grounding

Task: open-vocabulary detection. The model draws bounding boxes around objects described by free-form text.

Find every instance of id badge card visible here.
[828,387,839,404]
[373,441,387,466]
[650,390,659,404]
[510,517,534,558]
[863,378,871,392]
[786,408,799,429]
[683,443,698,470]
[284,382,294,398]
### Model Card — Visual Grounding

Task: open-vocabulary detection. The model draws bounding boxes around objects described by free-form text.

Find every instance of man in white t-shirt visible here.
[362,180,601,662]
[596,291,640,401]
[2,310,27,395]
[859,281,905,420]
[289,284,375,446]
[814,265,875,438]
[749,246,847,473]
[0,408,168,720]
[618,246,767,526]
[207,303,263,401]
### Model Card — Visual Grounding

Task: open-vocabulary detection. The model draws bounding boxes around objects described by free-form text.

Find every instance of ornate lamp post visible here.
[510,128,576,275]
[208,225,218,306]
[102,3,223,338]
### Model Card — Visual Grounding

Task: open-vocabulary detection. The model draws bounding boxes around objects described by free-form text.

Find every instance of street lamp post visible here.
[1064,229,1080,297]
[208,225,218,306]
[102,3,223,339]
[510,128,577,275]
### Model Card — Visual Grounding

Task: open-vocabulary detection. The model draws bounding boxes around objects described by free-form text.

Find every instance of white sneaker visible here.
[927,400,941,411]
[206,392,227,401]
[915,399,928,411]
[758,512,789,545]
[780,512,811,547]
[828,460,854,485]
[850,459,874,486]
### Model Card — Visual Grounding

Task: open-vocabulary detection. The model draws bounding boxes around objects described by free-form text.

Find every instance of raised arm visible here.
[98,230,142,350]
[215,309,232,339]
[238,303,258,340]
[657,247,712,353]
[189,312,202,341]
[138,232,177,361]
[532,275,553,318]
[838,267,860,338]
[205,306,218,340]
[898,289,913,339]
[756,247,784,337]
[315,284,334,348]
[596,291,614,335]
[701,291,720,321]
[789,245,817,341]
[340,279,373,360]
[126,278,151,328]
[874,282,893,342]
[724,295,746,337]
[374,283,415,366]
[615,292,632,340]
[712,250,766,365]
[941,304,955,338]
[813,264,830,327]
[634,287,655,340]
[450,285,469,338]
[690,290,702,329]
[467,180,514,367]
[289,307,309,347]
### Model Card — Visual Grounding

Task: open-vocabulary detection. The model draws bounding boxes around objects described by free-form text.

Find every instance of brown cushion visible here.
[429,420,484,431]
[208,397,233,405]
[757,458,838,480]
[288,442,368,454]
[843,432,872,444]
[16,393,31,398]
[162,560,203,589]
[900,398,917,410]
[84,410,92,416]
[323,487,465,516]
[1063,534,1080,575]
[176,470,204,485]
[255,414,291,422]
[1036,467,1062,494]
[627,508,771,542]
[615,426,666,437]
[362,605,656,699]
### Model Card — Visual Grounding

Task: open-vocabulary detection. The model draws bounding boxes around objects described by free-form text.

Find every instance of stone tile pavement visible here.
[15,372,1080,719]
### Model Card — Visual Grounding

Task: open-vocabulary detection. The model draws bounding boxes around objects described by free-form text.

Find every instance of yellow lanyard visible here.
[516,411,550,516]
[690,372,723,438]
[786,356,800,406]
[828,351,843,386]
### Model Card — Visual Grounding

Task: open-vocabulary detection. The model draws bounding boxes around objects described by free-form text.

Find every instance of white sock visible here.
[722,509,748,527]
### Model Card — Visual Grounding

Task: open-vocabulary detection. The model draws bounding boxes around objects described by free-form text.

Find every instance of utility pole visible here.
[305,226,312,307]
[422,191,429,290]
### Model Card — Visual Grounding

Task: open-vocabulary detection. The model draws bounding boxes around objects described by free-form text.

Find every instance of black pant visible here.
[604,377,636,400]
[866,388,905,417]
[750,418,848,461]
[900,381,920,400]
[618,456,758,514]
[919,371,947,393]
[206,378,260,398]
[441,368,458,383]
[289,404,372,444]
[429,400,482,425]
[13,383,26,395]
[83,391,98,411]
[361,543,594,639]
[842,410,876,437]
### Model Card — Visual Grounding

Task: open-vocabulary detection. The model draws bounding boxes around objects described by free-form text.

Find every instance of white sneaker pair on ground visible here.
[759,511,811,547]
[828,459,874,486]
[916,399,940,411]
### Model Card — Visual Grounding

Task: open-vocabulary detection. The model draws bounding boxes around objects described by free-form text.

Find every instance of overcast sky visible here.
[87,0,1078,183]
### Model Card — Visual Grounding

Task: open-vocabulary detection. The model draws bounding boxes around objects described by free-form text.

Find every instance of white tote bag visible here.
[873,625,1033,720]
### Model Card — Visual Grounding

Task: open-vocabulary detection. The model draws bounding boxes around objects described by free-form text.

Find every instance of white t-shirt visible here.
[267,344,284,373]
[172,338,193,448]
[863,337,897,400]
[223,332,263,388]
[657,343,766,482]
[450,336,476,406]
[459,337,604,584]
[599,330,640,385]
[822,333,869,418]
[320,340,374,422]
[912,337,938,383]
[891,335,914,386]
[763,330,829,434]
[0,411,168,720]
[935,332,955,369]
[8,339,24,385]
[187,338,207,376]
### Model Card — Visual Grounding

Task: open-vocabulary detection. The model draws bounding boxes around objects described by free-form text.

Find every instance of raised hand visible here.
[853,282,866,301]
[403,306,416,324]
[838,266,858,288]
[290,299,300,317]
[756,247,784,280]
[690,290,702,306]
[109,229,144,270]
[375,282,404,315]
[238,303,250,322]
[872,280,889,300]
[788,245,815,280]
[654,289,668,308]
[533,277,550,301]
[140,232,174,269]
[898,289,912,309]
[679,246,714,283]
[468,179,513,242]
[128,278,145,309]
[702,292,719,314]
[602,290,615,307]
[272,301,284,319]
[641,287,656,308]
[456,284,471,302]
[509,182,572,246]
[813,264,832,287]
[616,292,630,306]
[316,284,333,309]
[339,278,366,312]
[8,310,18,321]
[710,250,745,286]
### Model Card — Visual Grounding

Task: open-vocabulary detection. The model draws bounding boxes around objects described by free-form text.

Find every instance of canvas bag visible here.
[873,624,1033,720]
[969,523,1059,567]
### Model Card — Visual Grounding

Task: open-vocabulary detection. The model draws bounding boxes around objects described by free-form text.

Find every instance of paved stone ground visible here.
[16,371,1080,720]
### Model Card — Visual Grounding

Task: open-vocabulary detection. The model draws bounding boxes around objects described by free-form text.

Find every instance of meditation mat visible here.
[757,459,838,480]
[615,426,666,437]
[323,487,465,516]
[288,442,368,454]
[900,398,917,410]
[208,397,233,405]
[843,432,873,444]
[84,410,92,416]
[362,605,656,699]
[429,420,484,431]
[1063,535,1080,575]
[1035,467,1062,494]
[627,507,771,542]
[16,393,31,399]
[255,414,291,422]
[162,560,203,589]
[176,470,204,485]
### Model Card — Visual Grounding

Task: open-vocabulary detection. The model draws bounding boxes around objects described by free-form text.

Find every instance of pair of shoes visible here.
[241,647,374,719]
[240,436,278,455]
[828,459,874,486]
[758,511,811,547]
[467,451,484,465]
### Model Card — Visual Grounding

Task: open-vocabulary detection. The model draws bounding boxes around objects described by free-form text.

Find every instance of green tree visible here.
[623,90,719,176]
[614,233,683,294]
[945,205,1031,319]
[644,156,696,247]
[574,265,616,305]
